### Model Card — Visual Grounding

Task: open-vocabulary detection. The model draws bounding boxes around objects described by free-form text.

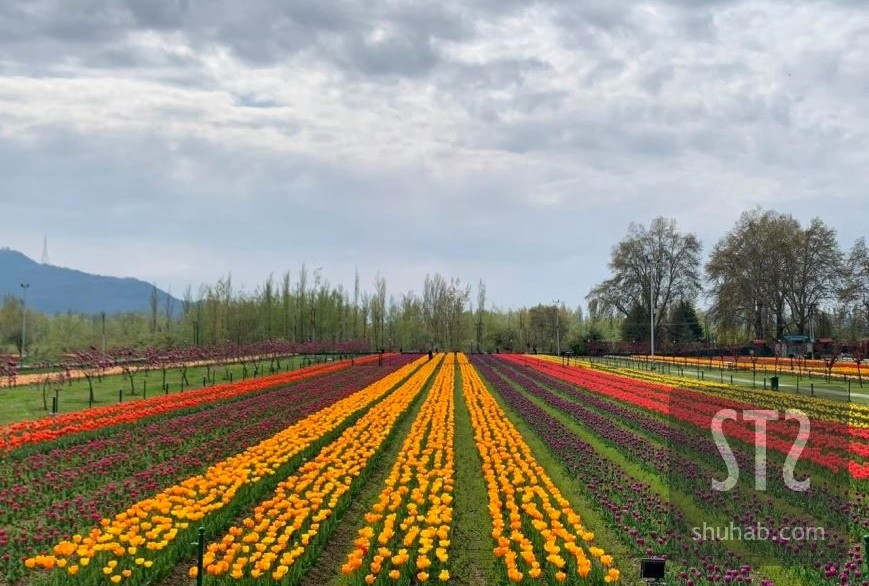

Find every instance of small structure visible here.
[778,335,810,358]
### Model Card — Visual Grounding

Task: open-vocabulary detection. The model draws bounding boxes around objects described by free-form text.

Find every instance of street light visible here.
[20,282,30,361]
[649,262,658,365]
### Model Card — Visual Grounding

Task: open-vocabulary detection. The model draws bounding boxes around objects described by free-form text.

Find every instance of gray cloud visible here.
[0,0,867,307]
[0,0,473,78]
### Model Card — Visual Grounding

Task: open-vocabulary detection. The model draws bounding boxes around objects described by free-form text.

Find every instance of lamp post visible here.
[649,264,657,364]
[20,283,30,361]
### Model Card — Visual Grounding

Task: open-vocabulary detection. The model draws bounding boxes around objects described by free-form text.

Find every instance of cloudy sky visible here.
[1,0,867,309]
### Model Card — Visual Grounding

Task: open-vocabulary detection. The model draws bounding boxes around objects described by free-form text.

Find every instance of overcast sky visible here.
[1,0,867,309]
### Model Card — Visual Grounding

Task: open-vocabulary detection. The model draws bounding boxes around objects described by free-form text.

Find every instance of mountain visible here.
[0,248,181,315]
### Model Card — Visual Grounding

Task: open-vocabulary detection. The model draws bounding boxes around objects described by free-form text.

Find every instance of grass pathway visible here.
[450,359,499,585]
[0,358,310,424]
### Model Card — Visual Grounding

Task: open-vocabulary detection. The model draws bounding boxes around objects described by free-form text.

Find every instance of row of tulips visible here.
[520,358,853,488]
[197,354,445,583]
[0,354,383,452]
[459,358,621,584]
[541,355,869,437]
[498,360,862,530]
[24,356,429,585]
[471,356,764,585]
[533,354,869,433]
[590,358,869,474]
[486,358,864,584]
[1,359,413,584]
[599,358,866,431]
[508,356,865,478]
[341,353,456,585]
[632,354,866,377]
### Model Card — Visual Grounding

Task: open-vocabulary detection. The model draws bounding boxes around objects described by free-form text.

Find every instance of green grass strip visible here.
[450,359,500,586]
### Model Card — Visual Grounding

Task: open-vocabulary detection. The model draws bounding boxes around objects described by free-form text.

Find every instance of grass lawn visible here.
[450,359,500,585]
[0,356,313,425]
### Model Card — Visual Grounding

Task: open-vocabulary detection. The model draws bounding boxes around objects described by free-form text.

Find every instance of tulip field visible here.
[3,353,867,585]
[630,354,865,380]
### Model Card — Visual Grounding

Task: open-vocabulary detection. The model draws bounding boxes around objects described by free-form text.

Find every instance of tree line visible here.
[588,209,868,347]
[1,207,864,362]
[0,263,620,361]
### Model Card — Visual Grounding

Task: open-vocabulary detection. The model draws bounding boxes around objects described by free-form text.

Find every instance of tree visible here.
[852,340,867,386]
[149,284,159,334]
[39,365,69,412]
[841,237,869,336]
[0,357,17,388]
[667,300,704,344]
[395,291,425,351]
[164,286,174,337]
[353,268,360,340]
[73,347,113,407]
[620,304,649,344]
[115,347,145,396]
[421,274,470,350]
[785,218,842,335]
[296,265,308,342]
[0,296,24,354]
[476,280,486,352]
[359,291,370,341]
[182,285,193,318]
[816,338,843,380]
[707,209,800,340]
[708,210,843,342]
[528,304,558,353]
[371,274,387,349]
[147,347,171,392]
[263,275,274,340]
[588,217,702,343]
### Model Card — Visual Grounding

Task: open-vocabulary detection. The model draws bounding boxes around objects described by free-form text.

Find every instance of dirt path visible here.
[8,353,302,387]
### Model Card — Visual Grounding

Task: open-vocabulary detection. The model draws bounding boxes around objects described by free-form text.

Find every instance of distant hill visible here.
[0,248,180,315]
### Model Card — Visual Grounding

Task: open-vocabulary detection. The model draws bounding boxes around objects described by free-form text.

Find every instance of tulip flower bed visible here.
[460,359,621,584]
[558,355,869,436]
[499,361,860,528]
[23,356,428,585]
[0,357,414,583]
[632,354,865,378]
[470,356,758,585]
[504,355,866,479]
[0,354,385,452]
[479,357,865,585]
[8,353,634,586]
[341,353,455,585]
[198,354,444,584]
[534,354,869,439]
[9,345,868,586]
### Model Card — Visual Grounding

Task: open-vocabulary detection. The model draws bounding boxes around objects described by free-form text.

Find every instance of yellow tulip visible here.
[460,359,620,583]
